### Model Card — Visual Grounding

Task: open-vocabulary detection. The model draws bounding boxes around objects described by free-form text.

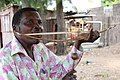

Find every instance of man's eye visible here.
[28,20,34,24]
[38,20,42,25]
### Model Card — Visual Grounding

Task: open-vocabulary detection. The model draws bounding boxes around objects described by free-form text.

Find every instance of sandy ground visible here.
[61,43,120,80]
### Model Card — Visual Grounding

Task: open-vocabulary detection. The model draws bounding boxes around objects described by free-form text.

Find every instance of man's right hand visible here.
[62,69,77,80]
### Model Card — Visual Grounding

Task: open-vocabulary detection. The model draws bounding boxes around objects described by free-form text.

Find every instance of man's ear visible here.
[13,25,16,30]
[13,25,20,32]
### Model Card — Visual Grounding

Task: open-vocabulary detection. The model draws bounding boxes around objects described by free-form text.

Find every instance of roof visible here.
[46,14,96,20]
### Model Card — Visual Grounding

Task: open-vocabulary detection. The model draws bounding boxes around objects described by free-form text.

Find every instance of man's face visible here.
[15,11,43,44]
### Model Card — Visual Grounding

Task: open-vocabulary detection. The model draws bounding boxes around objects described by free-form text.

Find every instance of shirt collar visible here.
[10,36,47,57]
[11,36,28,56]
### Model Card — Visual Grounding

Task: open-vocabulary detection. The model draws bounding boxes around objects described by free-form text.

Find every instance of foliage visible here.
[0,0,20,10]
[0,0,49,11]
[102,0,120,7]
[28,0,48,11]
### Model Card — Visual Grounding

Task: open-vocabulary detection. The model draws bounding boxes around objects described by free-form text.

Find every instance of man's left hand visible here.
[74,28,100,50]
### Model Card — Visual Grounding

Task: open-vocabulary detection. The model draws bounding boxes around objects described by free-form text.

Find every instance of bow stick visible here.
[15,25,116,42]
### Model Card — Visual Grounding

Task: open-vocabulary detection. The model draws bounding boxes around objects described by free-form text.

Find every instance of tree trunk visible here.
[56,0,65,55]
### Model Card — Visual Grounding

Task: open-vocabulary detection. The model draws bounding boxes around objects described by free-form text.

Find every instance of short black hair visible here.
[12,7,38,28]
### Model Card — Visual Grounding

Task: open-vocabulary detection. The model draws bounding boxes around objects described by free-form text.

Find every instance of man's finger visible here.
[94,30,100,37]
[89,27,93,33]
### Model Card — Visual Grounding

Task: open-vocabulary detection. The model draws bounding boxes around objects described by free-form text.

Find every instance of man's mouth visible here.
[27,32,42,39]
[31,35,42,39]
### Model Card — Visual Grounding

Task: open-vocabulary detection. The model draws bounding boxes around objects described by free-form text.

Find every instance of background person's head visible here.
[12,7,44,45]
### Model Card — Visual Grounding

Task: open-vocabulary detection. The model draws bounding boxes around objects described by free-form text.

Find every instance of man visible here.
[0,7,99,80]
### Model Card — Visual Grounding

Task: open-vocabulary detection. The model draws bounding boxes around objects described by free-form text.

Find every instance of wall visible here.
[89,4,120,46]
[0,4,19,47]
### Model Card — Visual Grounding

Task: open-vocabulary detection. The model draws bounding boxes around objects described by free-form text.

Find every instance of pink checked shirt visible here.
[0,37,83,80]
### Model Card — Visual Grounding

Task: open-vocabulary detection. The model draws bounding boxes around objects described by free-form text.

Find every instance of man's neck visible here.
[16,37,35,61]
[21,40,35,61]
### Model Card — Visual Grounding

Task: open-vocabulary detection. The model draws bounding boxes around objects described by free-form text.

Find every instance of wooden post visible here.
[106,16,110,46]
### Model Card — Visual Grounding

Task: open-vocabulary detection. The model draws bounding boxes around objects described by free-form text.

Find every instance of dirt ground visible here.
[62,42,120,80]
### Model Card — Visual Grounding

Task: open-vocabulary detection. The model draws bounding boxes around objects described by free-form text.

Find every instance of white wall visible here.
[71,0,101,12]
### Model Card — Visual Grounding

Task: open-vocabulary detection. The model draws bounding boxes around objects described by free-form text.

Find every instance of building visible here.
[0,4,19,48]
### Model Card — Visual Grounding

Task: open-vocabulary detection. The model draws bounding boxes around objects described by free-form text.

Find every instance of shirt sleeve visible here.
[0,56,19,80]
[62,46,83,71]
[0,62,8,80]
[40,43,83,80]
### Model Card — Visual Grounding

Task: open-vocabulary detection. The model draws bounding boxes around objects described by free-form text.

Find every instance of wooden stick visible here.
[99,25,116,33]
[25,32,72,36]
[26,35,72,42]
[14,25,116,42]
[25,31,89,36]
[24,25,116,36]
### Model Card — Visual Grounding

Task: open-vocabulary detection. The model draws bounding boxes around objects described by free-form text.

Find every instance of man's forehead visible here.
[22,11,41,19]
[22,18,41,21]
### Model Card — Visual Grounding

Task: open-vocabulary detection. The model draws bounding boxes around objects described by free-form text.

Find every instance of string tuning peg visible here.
[71,53,79,60]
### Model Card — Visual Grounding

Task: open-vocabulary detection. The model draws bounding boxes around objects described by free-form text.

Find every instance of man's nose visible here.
[32,25,43,32]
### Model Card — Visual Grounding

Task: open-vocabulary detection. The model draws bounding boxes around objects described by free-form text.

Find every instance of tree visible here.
[102,0,120,7]
[56,0,65,55]
[0,0,13,10]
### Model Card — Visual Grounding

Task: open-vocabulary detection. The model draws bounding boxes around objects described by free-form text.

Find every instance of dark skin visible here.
[14,11,43,61]
[14,10,99,59]
[74,28,100,50]
[13,10,100,79]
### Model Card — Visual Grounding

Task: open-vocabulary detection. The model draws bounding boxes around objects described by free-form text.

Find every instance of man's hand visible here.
[62,69,77,80]
[74,28,100,50]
